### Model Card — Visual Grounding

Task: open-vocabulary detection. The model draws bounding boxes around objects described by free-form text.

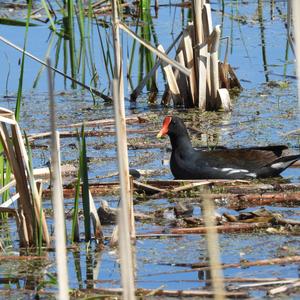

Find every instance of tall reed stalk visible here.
[25,134,43,254]
[202,193,225,300]
[47,58,70,300]
[112,0,135,298]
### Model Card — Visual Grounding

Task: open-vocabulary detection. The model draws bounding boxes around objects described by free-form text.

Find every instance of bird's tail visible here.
[264,154,300,171]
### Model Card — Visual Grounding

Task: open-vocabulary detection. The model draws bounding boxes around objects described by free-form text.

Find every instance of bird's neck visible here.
[170,133,193,152]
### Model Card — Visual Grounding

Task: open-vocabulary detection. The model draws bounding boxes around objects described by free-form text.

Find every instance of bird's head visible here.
[157,116,187,139]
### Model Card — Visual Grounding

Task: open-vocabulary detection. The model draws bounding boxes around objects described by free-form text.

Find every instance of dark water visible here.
[0,0,300,298]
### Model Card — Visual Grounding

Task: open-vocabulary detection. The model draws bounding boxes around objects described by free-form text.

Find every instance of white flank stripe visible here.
[213,167,256,178]
[220,167,249,174]
[271,162,285,170]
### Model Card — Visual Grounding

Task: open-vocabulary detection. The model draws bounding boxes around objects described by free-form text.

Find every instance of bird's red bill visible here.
[157,116,172,138]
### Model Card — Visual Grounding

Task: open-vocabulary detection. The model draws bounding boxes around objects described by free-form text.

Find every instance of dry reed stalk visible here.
[133,180,165,194]
[27,128,157,142]
[0,180,16,195]
[56,114,148,129]
[225,192,300,210]
[217,89,231,112]
[0,115,16,125]
[88,191,103,242]
[0,107,16,117]
[203,3,213,37]
[91,0,107,9]
[129,176,136,240]
[268,280,300,295]
[174,49,190,106]
[12,165,76,181]
[198,45,208,109]
[183,26,197,105]
[166,222,268,235]
[47,59,69,300]
[202,193,225,300]
[209,26,221,108]
[0,36,111,101]
[0,109,49,247]
[216,255,300,271]
[0,207,17,214]
[163,180,211,193]
[80,287,248,298]
[192,0,204,108]
[0,193,19,208]
[192,0,203,48]
[131,32,183,101]
[109,225,119,247]
[15,212,29,248]
[235,279,298,289]
[112,0,135,298]
[43,179,254,199]
[219,62,230,89]
[0,122,32,246]
[157,45,182,105]
[227,64,242,88]
[202,3,213,105]
[175,36,194,105]
[143,256,300,281]
[119,22,191,77]
[12,123,50,246]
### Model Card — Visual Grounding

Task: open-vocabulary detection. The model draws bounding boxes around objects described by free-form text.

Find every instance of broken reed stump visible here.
[160,0,240,110]
[0,107,50,248]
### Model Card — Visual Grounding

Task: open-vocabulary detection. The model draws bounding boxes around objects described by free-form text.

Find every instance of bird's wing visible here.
[195,148,284,172]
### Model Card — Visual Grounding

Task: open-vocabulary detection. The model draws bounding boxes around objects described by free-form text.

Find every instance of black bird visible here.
[157,116,300,180]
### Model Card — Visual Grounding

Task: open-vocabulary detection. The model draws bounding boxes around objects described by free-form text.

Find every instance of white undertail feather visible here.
[214,167,256,178]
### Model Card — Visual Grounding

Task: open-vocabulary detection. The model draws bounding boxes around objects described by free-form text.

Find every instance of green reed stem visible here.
[71,157,80,243]
[33,33,55,89]
[80,125,91,242]
[76,0,86,85]
[87,3,99,89]
[41,0,57,31]
[25,133,43,253]
[66,0,77,88]
[15,0,32,121]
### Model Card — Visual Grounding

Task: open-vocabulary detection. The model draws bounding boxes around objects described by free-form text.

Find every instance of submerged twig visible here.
[79,287,248,298]
[141,256,300,279]
[268,280,300,296]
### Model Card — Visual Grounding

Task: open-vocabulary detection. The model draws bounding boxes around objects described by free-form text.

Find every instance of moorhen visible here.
[157,116,300,179]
